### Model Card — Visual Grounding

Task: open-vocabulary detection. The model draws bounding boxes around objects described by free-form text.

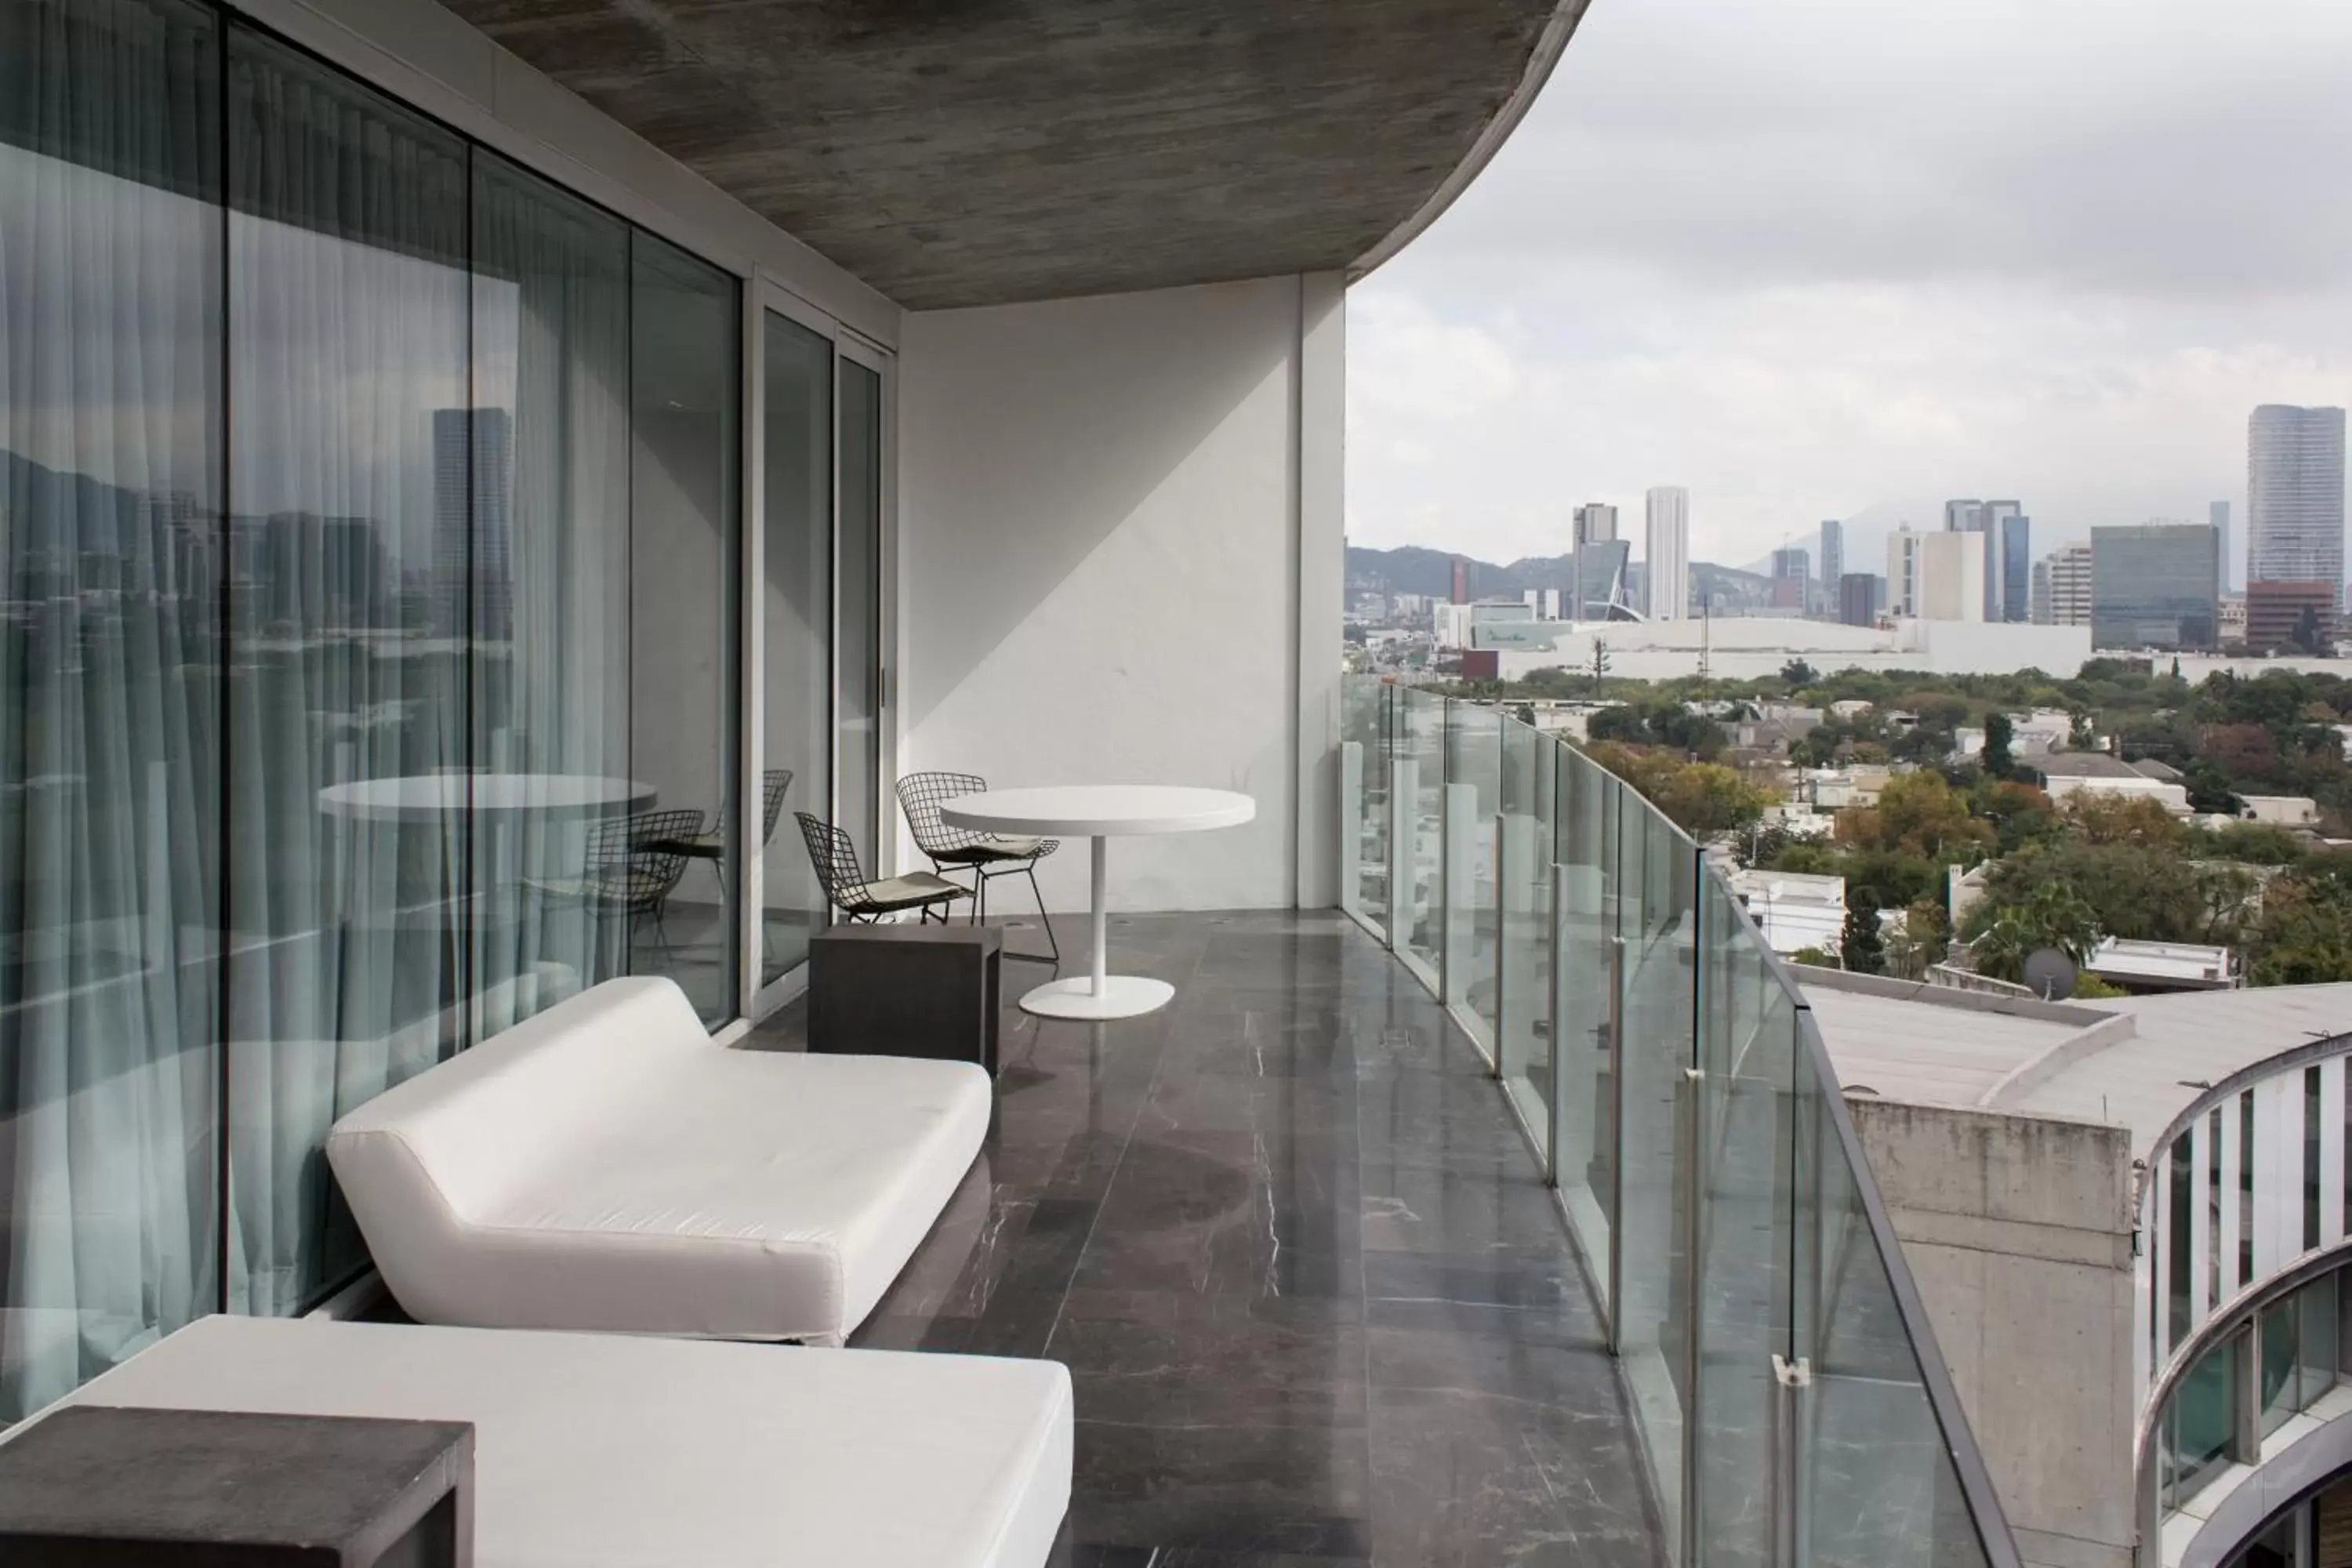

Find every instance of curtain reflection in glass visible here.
[225,25,468,1315]
[470,151,627,1036]
[628,235,738,1023]
[760,314,831,986]
[0,0,223,1421]
[837,360,882,866]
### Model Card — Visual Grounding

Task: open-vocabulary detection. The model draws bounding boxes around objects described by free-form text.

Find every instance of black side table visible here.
[0,1404,474,1566]
[810,923,1003,1075]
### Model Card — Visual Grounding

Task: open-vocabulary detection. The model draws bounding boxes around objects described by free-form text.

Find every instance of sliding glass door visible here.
[751,303,891,1014]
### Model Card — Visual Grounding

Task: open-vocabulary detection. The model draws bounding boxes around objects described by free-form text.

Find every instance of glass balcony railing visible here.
[1337,676,2021,1567]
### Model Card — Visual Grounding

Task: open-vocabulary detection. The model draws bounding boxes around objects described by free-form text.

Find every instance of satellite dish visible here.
[2023,948,2078,1002]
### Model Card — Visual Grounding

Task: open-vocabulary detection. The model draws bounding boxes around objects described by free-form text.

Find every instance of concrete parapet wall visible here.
[1849,1095,2138,1568]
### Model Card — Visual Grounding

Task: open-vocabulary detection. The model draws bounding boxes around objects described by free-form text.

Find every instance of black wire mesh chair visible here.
[642,769,795,899]
[895,771,1060,964]
[524,807,706,958]
[793,811,969,924]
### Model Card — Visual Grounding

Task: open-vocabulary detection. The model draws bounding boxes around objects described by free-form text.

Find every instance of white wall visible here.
[898,278,1341,913]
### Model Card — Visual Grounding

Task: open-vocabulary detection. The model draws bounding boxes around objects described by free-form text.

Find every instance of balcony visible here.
[1333,675,2021,1565]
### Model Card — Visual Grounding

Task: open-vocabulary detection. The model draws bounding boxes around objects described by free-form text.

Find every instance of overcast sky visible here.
[1348,0,2352,577]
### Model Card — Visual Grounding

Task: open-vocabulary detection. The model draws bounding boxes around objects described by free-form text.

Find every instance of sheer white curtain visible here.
[0,0,222,1420]
[222,28,469,1316]
[470,155,630,1035]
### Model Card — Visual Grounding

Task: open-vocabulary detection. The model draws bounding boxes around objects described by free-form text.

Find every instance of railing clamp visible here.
[1683,1067,1705,1084]
[1773,1353,1812,1389]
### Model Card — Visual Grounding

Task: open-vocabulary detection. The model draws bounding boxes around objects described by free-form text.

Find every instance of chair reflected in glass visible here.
[642,769,793,901]
[793,811,969,925]
[895,771,1060,964]
[525,808,705,971]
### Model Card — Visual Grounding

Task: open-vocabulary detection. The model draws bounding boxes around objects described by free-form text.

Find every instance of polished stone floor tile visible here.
[759,910,1663,1566]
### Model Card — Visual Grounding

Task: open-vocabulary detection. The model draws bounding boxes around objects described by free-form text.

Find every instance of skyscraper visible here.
[1819,519,1844,609]
[1769,546,1809,611]
[1644,486,1689,622]
[1889,529,1984,622]
[1838,572,1878,627]
[1980,500,2021,620]
[1570,503,1619,622]
[433,406,514,638]
[1999,513,2031,622]
[2033,543,2093,627]
[1572,503,1618,546]
[2209,500,2232,593]
[2090,522,2220,651]
[2247,405,2343,651]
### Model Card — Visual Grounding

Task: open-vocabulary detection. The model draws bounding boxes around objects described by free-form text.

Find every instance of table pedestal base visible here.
[1018,975,1174,1021]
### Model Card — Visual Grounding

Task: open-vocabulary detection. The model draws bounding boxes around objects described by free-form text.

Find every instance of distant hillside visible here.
[1348,543,1770,607]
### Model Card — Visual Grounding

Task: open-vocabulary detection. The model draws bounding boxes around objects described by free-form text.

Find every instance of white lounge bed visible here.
[35,1316,1072,1568]
[326,975,992,1345]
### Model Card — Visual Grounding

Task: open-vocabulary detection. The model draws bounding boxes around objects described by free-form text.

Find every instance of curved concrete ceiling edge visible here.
[1348,0,1595,284]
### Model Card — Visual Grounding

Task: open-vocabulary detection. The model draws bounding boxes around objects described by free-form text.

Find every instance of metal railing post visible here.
[1443,781,1477,1012]
[1387,757,1416,946]
[1606,931,1628,1354]
[1544,866,1567,1186]
[1681,1059,1705,1562]
[1337,739,1363,923]
[1770,1352,1812,1567]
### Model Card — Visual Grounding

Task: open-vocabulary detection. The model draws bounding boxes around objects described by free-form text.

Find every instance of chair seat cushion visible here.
[856,871,969,909]
[477,1051,989,1337]
[934,837,1051,866]
[45,1316,1072,1568]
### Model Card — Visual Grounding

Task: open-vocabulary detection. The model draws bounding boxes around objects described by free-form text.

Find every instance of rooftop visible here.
[1802,968,2352,1161]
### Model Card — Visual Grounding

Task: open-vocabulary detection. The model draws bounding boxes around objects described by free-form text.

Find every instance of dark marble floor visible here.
[752,909,1665,1568]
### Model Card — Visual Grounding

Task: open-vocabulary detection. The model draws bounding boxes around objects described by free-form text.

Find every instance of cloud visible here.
[1349,0,2352,572]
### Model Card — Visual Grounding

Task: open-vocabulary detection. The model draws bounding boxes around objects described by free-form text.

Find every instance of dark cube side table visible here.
[0,1405,474,1566]
[810,923,1003,1076]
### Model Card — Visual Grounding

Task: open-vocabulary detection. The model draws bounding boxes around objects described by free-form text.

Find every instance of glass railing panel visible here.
[1617,797,1698,1560]
[1553,745,1618,1306]
[1444,700,1503,1057]
[1695,888,1797,1567]
[1497,719,1554,1152]
[1397,687,1447,989]
[1338,675,1391,936]
[1795,1030,1996,1568]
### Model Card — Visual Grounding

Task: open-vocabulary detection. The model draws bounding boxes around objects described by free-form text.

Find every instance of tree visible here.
[1840,891,1886,975]
[1589,638,1613,693]
[2248,878,2352,985]
[1781,659,1819,688]
[2063,793,2187,848]
[1584,742,1773,840]
[1962,881,2100,985]
[1882,898,1949,978]
[1790,946,1840,968]
[1836,771,1994,860]
[1973,837,2256,947]
[2294,605,2327,656]
[2183,757,2241,815]
[2069,709,2097,749]
[1980,711,2015,781]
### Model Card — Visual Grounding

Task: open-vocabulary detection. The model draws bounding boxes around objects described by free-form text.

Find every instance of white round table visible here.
[940,786,1256,1020]
[318,774,656,822]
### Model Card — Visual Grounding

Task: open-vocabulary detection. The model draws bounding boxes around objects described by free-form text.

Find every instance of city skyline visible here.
[1346,0,2352,569]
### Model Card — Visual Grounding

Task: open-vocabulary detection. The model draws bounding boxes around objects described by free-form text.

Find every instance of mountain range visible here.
[1345,543,1773,604]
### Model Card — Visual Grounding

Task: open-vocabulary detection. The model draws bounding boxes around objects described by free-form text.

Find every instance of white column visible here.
[1090,837,1108,996]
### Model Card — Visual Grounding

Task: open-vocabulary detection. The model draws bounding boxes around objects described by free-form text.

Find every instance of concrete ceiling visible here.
[442,0,1581,310]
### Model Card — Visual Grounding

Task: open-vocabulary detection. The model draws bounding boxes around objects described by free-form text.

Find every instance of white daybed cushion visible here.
[326,977,991,1342]
[40,1316,1072,1568]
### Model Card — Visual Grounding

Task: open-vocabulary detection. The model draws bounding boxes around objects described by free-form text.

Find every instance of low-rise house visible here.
[2240,794,2321,828]
[1727,868,1847,956]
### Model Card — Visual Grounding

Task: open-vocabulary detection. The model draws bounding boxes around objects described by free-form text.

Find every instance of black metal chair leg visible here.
[993,862,1058,965]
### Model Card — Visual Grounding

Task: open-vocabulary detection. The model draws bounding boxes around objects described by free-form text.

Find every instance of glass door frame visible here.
[740,280,898,1023]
